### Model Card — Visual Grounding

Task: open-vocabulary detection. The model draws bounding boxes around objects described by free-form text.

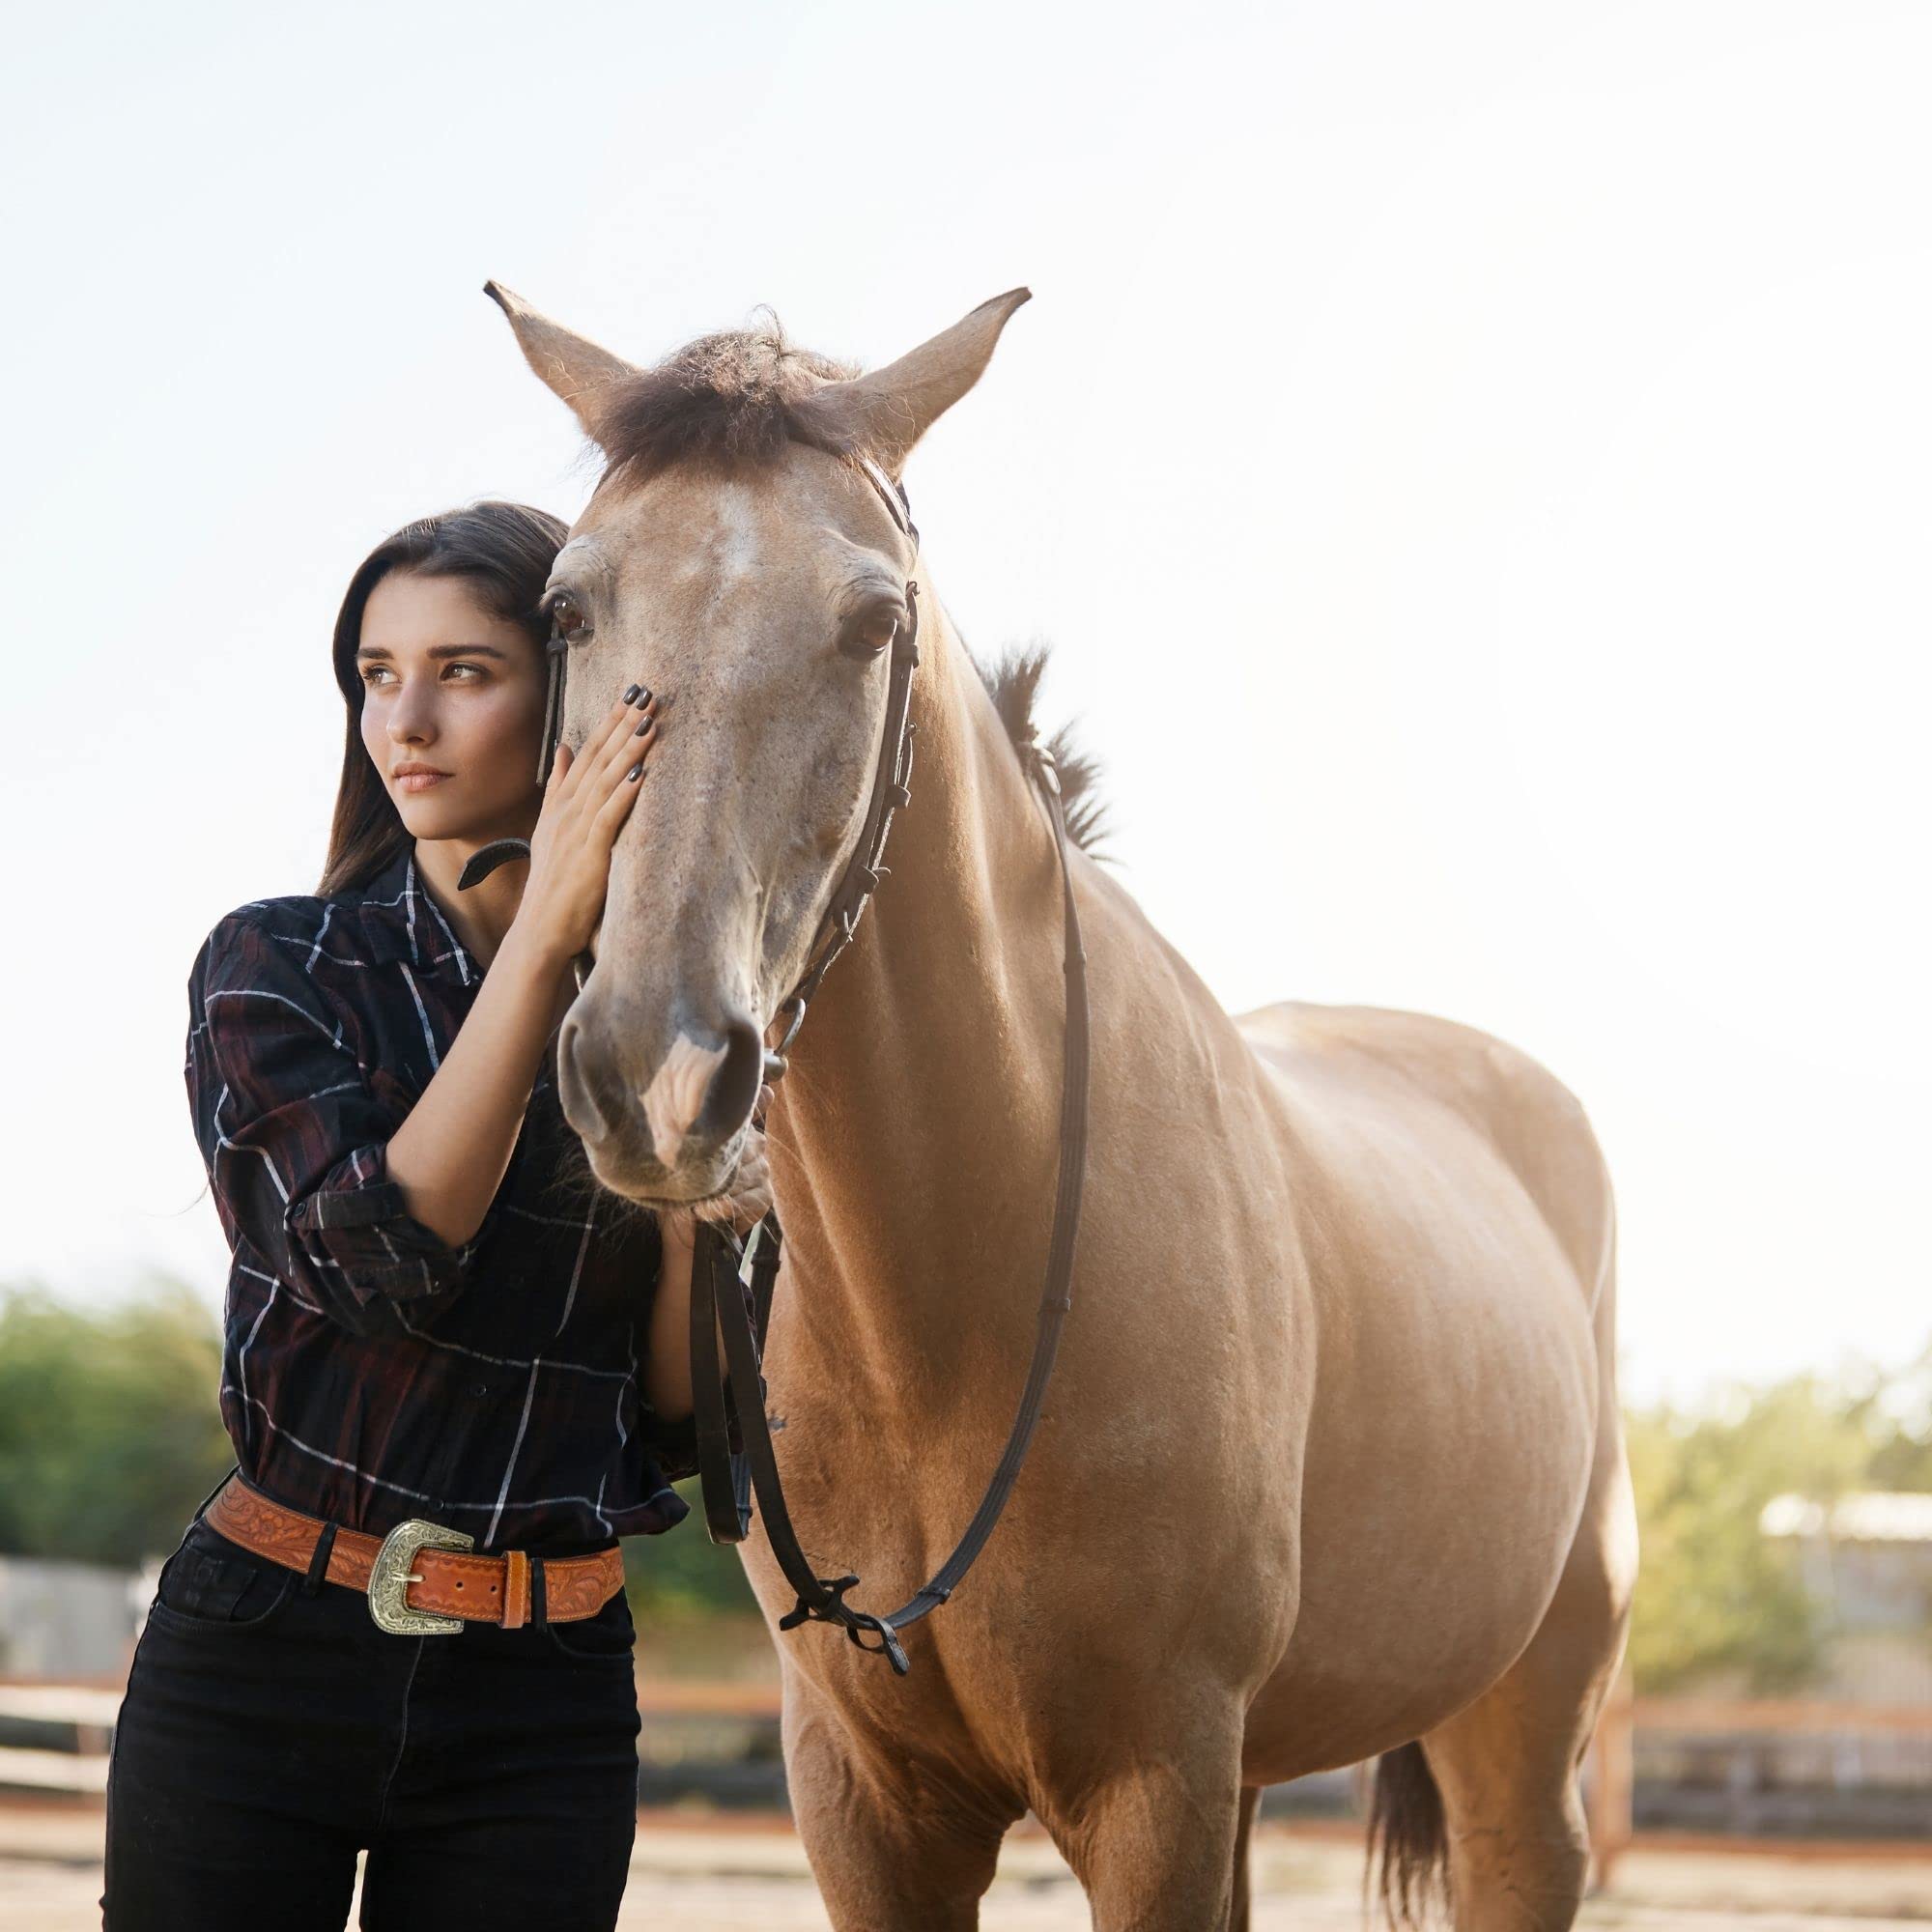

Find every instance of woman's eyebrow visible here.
[355,642,512,662]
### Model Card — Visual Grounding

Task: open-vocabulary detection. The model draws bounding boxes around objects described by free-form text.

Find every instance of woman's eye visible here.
[443,662,484,682]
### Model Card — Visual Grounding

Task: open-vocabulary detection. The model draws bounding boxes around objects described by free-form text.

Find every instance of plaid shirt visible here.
[185,843,694,1550]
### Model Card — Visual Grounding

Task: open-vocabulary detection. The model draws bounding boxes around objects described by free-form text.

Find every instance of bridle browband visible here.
[460,453,1091,1676]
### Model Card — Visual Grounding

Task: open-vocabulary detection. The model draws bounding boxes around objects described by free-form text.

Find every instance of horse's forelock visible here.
[589,318,861,484]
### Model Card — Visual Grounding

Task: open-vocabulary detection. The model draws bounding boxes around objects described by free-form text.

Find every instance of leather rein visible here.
[461,456,1092,1675]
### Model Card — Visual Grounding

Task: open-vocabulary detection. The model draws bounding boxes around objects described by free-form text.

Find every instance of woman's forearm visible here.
[646,1217,697,1420]
[385,926,572,1247]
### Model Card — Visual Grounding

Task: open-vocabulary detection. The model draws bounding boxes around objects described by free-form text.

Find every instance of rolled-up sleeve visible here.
[638,1404,699,1485]
[186,913,486,1328]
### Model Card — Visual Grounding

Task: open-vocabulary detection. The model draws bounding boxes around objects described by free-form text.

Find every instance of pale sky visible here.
[3,1,1926,1406]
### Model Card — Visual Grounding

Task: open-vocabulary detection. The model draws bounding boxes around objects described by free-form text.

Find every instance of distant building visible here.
[1622,1492,1932,1836]
[0,1556,141,1679]
[1760,1491,1932,1635]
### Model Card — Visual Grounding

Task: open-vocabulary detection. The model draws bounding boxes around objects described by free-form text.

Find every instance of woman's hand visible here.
[691,1132,773,1231]
[510,685,661,970]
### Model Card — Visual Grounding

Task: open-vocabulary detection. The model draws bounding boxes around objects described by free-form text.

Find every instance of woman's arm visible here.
[382,922,570,1248]
[385,694,659,1247]
[643,1120,773,1424]
[646,1215,697,1422]
[187,916,486,1325]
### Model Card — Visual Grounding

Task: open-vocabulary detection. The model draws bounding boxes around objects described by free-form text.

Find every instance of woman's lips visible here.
[396,771,450,793]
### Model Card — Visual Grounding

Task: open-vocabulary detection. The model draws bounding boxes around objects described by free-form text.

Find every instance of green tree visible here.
[1625,1359,1930,1692]
[1863,1340,1932,1492]
[0,1279,232,1567]
[623,1481,760,1620]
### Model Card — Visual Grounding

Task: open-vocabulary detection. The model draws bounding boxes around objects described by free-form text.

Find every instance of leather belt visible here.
[203,1475,625,1637]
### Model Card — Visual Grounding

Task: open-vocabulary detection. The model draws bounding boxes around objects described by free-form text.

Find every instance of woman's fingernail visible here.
[634,718,655,736]
[627,762,644,781]
[635,684,653,707]
[622,683,641,705]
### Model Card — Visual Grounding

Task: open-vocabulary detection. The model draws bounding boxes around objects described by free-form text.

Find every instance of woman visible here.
[104,500,720,1932]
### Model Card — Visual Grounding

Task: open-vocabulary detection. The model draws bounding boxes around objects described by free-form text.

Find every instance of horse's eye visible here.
[549,594,588,640]
[838,606,901,659]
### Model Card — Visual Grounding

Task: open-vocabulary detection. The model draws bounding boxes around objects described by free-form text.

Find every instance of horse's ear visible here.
[485,281,638,438]
[798,288,1032,476]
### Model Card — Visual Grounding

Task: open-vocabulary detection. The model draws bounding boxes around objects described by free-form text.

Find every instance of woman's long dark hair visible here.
[318,500,568,895]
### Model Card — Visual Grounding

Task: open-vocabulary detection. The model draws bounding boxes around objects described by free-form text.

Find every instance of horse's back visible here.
[1235,998,1614,1308]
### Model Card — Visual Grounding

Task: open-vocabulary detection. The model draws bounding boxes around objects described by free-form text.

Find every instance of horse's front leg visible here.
[1038,1721,1248,1932]
[783,1678,1020,1932]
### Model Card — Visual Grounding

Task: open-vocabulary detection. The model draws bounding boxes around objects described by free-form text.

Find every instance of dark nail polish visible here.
[627,762,644,781]
[635,718,655,736]
[622,683,641,705]
[636,685,653,707]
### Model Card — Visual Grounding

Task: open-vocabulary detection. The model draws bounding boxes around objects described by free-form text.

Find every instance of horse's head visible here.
[489,284,1030,1205]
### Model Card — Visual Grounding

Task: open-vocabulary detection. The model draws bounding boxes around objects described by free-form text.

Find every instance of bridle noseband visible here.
[461,454,1091,1676]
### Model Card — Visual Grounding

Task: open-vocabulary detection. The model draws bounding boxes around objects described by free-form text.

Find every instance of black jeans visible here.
[103,1516,642,1931]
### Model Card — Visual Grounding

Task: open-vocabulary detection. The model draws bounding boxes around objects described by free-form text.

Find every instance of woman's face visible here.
[355,569,548,843]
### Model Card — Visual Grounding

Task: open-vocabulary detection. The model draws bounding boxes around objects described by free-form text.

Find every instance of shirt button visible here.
[471,1381,492,1398]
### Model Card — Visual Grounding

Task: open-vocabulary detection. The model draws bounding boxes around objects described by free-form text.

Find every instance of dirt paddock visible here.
[4,1805,1927,1928]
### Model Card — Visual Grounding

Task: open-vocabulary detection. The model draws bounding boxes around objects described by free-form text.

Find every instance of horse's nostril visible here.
[556,1014,615,1144]
[693,1012,764,1147]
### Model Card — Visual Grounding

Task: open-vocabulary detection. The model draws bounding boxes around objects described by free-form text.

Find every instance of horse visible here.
[485,283,1638,1930]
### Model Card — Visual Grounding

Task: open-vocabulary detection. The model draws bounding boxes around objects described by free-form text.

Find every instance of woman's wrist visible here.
[493,916,576,988]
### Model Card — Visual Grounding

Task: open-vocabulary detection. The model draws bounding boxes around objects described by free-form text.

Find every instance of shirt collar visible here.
[351,845,479,985]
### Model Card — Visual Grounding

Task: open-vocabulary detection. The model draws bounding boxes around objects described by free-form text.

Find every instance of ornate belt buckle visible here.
[367,1519,475,1635]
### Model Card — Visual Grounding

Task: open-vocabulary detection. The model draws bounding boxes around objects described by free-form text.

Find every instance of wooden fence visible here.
[1586,1672,1932,1883]
[6,1672,1930,1874]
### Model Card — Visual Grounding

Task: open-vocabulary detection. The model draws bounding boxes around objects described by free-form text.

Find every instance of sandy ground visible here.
[4,1804,1928,1928]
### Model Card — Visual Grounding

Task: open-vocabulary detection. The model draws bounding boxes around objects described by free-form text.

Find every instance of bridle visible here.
[461,455,1091,1676]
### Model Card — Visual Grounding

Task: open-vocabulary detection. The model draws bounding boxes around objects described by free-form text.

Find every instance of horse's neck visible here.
[766,605,1070,1418]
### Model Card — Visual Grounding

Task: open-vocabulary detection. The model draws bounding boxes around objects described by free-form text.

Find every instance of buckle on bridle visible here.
[777,1573,911,1675]
[762,997,808,1084]
[367,1518,475,1635]
[841,1611,912,1675]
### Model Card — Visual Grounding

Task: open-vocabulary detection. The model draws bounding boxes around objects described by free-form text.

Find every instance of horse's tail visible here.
[1364,1741,1449,1927]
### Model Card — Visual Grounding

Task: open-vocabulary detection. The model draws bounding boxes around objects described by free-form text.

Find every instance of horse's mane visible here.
[976,644,1109,857]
